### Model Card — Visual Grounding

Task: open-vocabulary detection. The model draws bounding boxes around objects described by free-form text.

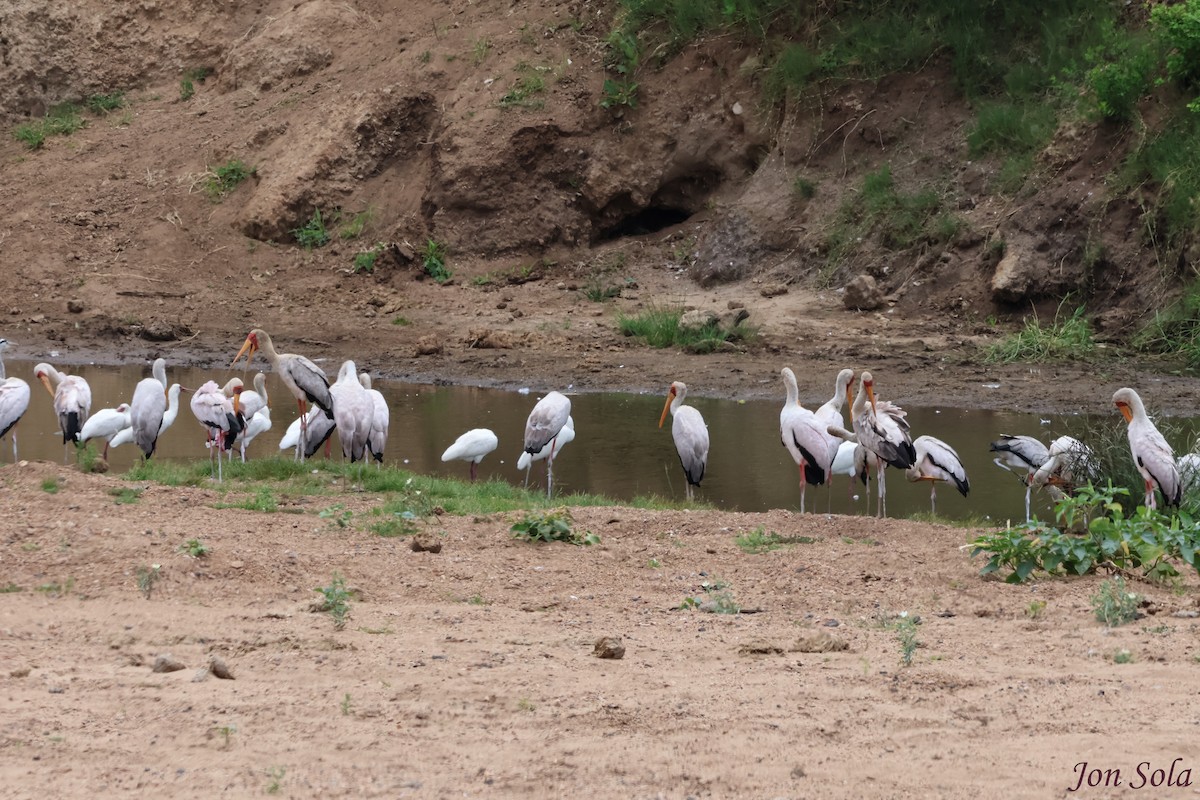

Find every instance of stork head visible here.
[32,363,56,397]
[232,330,260,368]
[1112,387,1138,424]
[861,371,877,415]
[659,382,681,428]
[232,385,244,414]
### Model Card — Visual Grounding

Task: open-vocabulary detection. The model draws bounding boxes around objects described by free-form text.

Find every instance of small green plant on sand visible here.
[511,509,599,545]
[179,67,210,101]
[180,538,211,558]
[292,209,331,250]
[983,304,1094,364]
[894,613,920,666]
[137,564,161,599]
[736,526,785,554]
[1025,599,1047,619]
[1092,577,1140,627]
[316,573,352,630]
[204,160,254,200]
[340,693,353,715]
[266,766,286,794]
[41,478,60,494]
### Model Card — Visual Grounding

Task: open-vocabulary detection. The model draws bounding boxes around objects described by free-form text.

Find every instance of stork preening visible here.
[130,358,169,459]
[517,416,575,486]
[329,361,372,463]
[230,373,270,462]
[190,380,242,481]
[34,362,92,461]
[523,390,571,497]
[0,339,31,463]
[989,434,1050,522]
[905,435,970,514]
[232,329,332,461]
[442,428,499,481]
[279,407,337,460]
[1113,387,1181,510]
[358,373,389,465]
[1030,436,1097,498]
[111,384,183,453]
[779,367,835,513]
[851,371,916,517]
[659,381,709,502]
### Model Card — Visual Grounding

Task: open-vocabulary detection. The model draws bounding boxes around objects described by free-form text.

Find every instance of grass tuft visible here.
[982,305,1094,364]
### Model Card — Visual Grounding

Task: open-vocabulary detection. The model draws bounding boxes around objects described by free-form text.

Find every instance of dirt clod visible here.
[593,636,625,659]
[791,631,850,653]
[209,655,235,680]
[410,536,443,553]
[152,654,186,673]
[738,640,784,655]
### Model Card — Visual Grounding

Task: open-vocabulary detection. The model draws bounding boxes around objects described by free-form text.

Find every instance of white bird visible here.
[441,428,499,481]
[279,407,337,459]
[989,434,1050,521]
[130,358,169,459]
[34,362,92,459]
[905,434,970,514]
[358,373,389,465]
[523,390,571,497]
[659,381,709,502]
[517,416,575,483]
[1113,387,1181,510]
[779,367,834,514]
[816,367,855,433]
[1030,435,1097,497]
[329,360,372,463]
[232,329,333,461]
[111,384,183,452]
[236,407,273,461]
[80,403,132,460]
[0,339,31,463]
[831,439,869,505]
[851,371,916,518]
[190,380,242,481]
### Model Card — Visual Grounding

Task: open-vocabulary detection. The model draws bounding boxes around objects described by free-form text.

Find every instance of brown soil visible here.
[3,2,1200,796]
[5,461,1199,798]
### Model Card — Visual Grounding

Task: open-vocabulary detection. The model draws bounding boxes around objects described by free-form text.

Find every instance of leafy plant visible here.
[1153,0,1200,91]
[736,527,785,554]
[41,478,60,494]
[292,210,331,250]
[266,767,285,795]
[511,509,599,545]
[319,503,353,528]
[1092,577,1141,627]
[1025,599,1047,619]
[353,244,385,274]
[422,239,451,283]
[1113,648,1135,664]
[109,487,143,505]
[137,564,161,599]
[500,74,546,108]
[341,693,353,715]
[214,724,236,749]
[1134,279,1200,369]
[179,67,210,101]
[86,92,125,114]
[315,573,351,630]
[983,304,1094,364]
[339,208,374,240]
[600,78,639,110]
[13,103,85,150]
[893,613,920,666]
[180,538,211,558]
[967,102,1057,158]
[216,487,278,513]
[204,160,254,200]
[680,577,739,614]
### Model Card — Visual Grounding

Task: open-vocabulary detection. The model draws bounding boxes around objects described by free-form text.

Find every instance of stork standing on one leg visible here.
[905,434,970,514]
[659,381,709,503]
[779,367,834,514]
[0,339,30,463]
[232,329,333,461]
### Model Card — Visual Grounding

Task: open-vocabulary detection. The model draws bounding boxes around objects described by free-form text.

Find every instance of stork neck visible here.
[782,369,799,406]
[830,373,848,410]
[254,372,268,403]
[257,332,281,363]
[152,358,167,389]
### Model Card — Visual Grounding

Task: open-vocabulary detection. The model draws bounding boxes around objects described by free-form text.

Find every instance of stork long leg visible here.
[545,435,558,498]
[296,399,307,462]
[469,461,478,482]
[930,481,937,515]
[798,464,807,515]
[877,458,887,518]
[10,426,17,463]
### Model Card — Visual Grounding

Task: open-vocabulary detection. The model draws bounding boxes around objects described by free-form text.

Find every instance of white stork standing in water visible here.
[659,381,709,502]
[905,434,970,514]
[0,339,31,463]
[442,428,499,481]
[80,403,132,461]
[232,329,333,461]
[779,367,834,514]
[989,434,1050,522]
[230,373,270,462]
[851,371,916,518]
[517,416,575,486]
[1113,387,1181,510]
[329,360,372,463]
[190,380,242,481]
[358,372,389,465]
[130,358,169,459]
[33,362,92,462]
[111,384,183,453]
[831,439,869,507]
[523,390,571,497]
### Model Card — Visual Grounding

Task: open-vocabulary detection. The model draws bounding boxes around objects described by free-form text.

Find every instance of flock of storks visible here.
[0,330,1194,519]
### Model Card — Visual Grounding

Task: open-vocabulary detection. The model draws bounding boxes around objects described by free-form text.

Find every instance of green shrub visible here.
[12,103,85,150]
[87,92,125,114]
[292,209,331,250]
[600,78,639,109]
[511,509,599,545]
[353,247,381,274]
[1087,43,1157,121]
[1133,280,1200,368]
[1092,577,1141,627]
[315,573,351,630]
[618,305,754,352]
[1153,0,1200,91]
[179,67,210,102]
[967,102,1057,157]
[204,160,254,200]
[422,239,451,283]
[764,43,820,100]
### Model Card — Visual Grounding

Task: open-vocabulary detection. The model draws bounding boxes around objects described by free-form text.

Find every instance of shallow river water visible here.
[4,358,1191,523]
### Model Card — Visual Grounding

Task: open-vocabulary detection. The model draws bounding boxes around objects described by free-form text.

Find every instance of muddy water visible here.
[3,358,1187,522]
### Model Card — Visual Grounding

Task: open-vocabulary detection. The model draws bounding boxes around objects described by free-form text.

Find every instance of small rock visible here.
[593,636,625,659]
[842,274,883,310]
[191,669,209,683]
[727,300,745,310]
[152,654,186,673]
[1171,610,1199,619]
[208,656,235,680]
[792,631,850,653]
[758,283,789,298]
[415,335,442,356]
[67,299,85,314]
[10,667,30,678]
[411,536,443,553]
[679,309,718,329]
